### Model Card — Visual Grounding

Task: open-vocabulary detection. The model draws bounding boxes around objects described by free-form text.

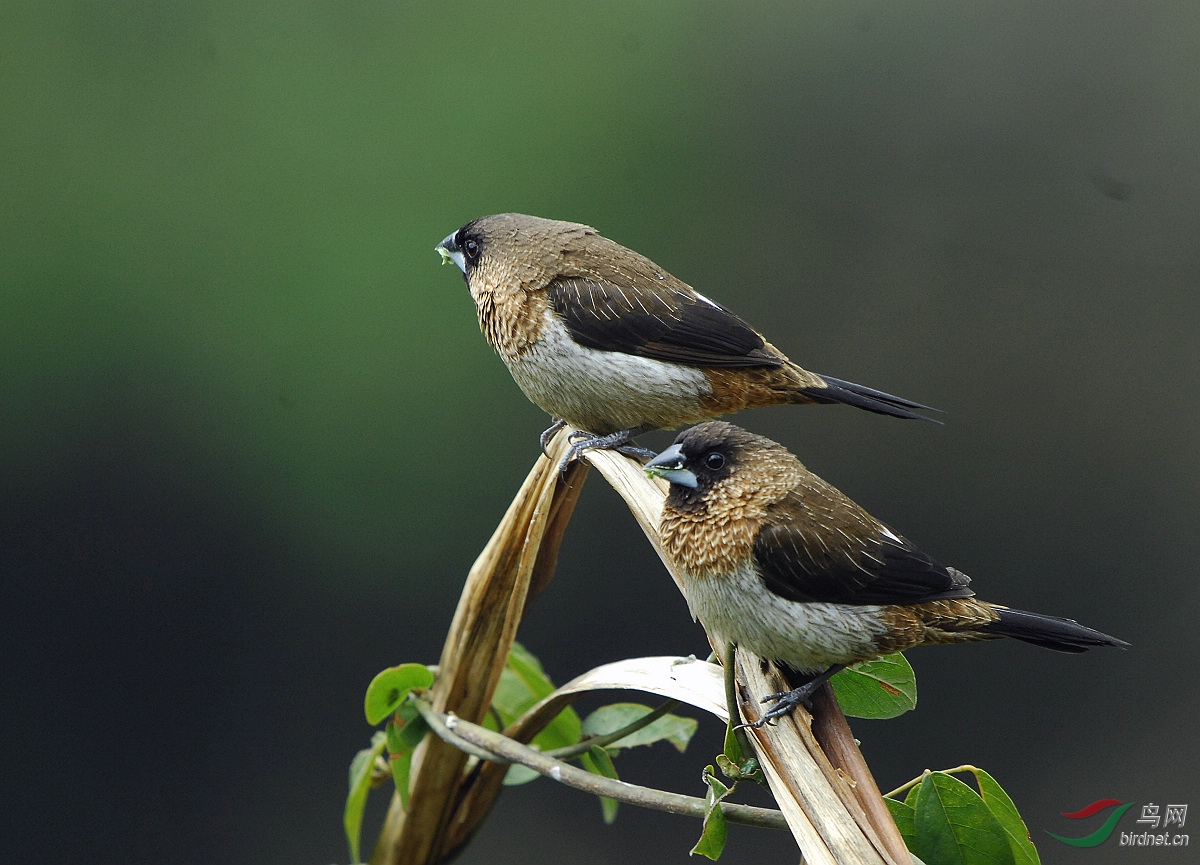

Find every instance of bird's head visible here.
[645,422,797,511]
[435,213,598,288]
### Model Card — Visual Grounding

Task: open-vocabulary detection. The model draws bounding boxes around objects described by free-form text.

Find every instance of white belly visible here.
[506,311,713,434]
[683,561,889,673]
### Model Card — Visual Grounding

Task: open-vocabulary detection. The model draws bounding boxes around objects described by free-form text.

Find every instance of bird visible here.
[435,214,936,467]
[643,421,1128,726]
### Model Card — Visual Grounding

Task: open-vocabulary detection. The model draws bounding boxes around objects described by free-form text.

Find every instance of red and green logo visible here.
[1047,799,1135,847]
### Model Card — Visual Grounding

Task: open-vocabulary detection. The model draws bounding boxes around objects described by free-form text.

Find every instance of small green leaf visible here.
[390,749,414,810]
[493,643,582,785]
[580,745,621,824]
[906,780,922,808]
[691,766,732,860]
[383,704,428,811]
[530,706,582,752]
[722,718,743,766]
[913,772,1015,865]
[503,642,557,703]
[884,795,917,850]
[344,731,386,864]
[830,653,917,719]
[581,702,699,754]
[491,666,538,725]
[391,702,430,751]
[502,764,541,786]
[966,768,1041,865]
[364,663,433,725]
[492,642,582,760]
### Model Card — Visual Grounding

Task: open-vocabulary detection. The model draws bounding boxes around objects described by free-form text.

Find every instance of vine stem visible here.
[543,699,680,760]
[411,697,788,831]
[883,765,980,800]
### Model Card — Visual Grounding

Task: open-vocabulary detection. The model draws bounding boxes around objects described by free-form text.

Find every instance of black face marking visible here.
[662,434,739,511]
[451,221,487,275]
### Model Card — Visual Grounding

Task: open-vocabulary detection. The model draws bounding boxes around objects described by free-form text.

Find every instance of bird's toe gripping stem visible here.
[739,664,846,729]
[556,426,655,476]
[539,419,567,457]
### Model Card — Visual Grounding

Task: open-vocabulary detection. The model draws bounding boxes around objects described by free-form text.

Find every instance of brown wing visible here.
[753,488,974,606]
[546,276,784,368]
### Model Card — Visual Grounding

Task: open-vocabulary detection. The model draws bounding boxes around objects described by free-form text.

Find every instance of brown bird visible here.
[644,422,1128,725]
[436,214,936,465]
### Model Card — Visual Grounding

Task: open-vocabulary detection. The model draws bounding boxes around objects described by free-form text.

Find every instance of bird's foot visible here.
[747,686,818,727]
[558,426,655,476]
[615,443,657,461]
[740,664,845,728]
[539,419,567,457]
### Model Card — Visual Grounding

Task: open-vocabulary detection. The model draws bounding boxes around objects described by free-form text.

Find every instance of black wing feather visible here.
[753,494,974,606]
[547,277,783,368]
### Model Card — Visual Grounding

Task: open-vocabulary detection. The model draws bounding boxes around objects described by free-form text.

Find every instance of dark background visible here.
[3,2,1196,863]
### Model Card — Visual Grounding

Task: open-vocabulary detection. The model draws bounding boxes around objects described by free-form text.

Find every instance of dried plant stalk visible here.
[370,434,586,865]
[810,686,913,865]
[734,655,903,865]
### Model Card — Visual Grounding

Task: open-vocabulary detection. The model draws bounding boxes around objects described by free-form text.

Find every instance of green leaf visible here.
[580,745,621,824]
[492,642,581,744]
[722,717,743,766]
[965,768,1040,865]
[364,663,433,725]
[344,731,386,864]
[906,780,922,809]
[491,642,555,725]
[383,704,428,811]
[530,705,582,753]
[913,772,1015,865]
[581,702,699,754]
[830,653,917,719]
[492,642,582,765]
[691,766,732,860]
[390,749,414,811]
[490,666,540,726]
[502,764,541,786]
[884,795,917,850]
[494,643,582,785]
[390,702,430,751]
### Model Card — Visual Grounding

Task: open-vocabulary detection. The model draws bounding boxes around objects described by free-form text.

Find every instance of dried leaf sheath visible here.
[370,435,586,865]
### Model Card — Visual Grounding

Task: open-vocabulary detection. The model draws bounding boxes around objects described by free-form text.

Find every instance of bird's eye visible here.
[704,452,725,470]
[464,238,481,259]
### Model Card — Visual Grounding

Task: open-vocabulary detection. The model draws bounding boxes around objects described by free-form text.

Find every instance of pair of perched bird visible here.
[436,213,1126,724]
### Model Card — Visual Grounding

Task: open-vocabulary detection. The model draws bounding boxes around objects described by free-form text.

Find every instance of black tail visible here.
[980,607,1130,653]
[803,373,942,423]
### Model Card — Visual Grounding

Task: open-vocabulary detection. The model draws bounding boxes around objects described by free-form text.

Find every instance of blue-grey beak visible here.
[644,443,698,488]
[436,231,466,273]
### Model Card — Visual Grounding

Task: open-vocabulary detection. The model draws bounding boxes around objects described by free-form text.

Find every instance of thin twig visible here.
[543,699,680,760]
[417,706,512,764]
[883,765,978,801]
[412,698,788,832]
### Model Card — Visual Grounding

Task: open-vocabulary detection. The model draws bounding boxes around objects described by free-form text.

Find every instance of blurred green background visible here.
[3,2,1197,863]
